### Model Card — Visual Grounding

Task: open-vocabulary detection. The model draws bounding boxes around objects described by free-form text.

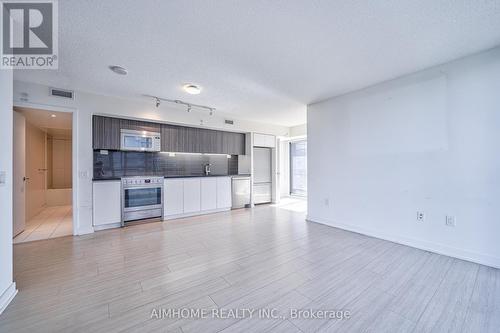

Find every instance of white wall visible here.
[13,81,290,234]
[49,137,72,189]
[308,47,500,268]
[46,189,72,206]
[0,70,16,313]
[25,121,47,219]
[289,123,307,137]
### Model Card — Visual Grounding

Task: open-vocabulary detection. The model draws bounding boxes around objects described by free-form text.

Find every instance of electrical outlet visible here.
[0,171,6,186]
[416,212,425,222]
[324,198,330,207]
[445,216,456,227]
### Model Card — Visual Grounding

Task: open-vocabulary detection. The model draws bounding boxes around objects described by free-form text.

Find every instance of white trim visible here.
[164,207,231,220]
[13,101,76,114]
[307,215,500,269]
[279,134,307,142]
[93,208,233,229]
[93,222,121,231]
[0,282,17,315]
[12,101,80,236]
[77,223,95,235]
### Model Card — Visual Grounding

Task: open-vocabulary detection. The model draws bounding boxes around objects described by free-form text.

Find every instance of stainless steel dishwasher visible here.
[231,176,251,209]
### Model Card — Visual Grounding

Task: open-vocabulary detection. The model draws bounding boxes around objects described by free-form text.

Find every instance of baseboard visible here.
[76,226,95,235]
[0,282,17,315]
[307,215,500,269]
[93,222,121,231]
[164,207,231,220]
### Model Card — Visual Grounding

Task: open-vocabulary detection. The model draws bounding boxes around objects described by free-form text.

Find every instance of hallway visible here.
[13,205,72,244]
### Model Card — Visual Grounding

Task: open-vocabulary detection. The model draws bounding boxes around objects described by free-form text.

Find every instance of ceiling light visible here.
[109,65,128,75]
[183,84,201,95]
[50,114,57,118]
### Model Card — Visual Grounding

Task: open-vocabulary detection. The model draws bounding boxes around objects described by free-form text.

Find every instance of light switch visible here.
[79,171,90,179]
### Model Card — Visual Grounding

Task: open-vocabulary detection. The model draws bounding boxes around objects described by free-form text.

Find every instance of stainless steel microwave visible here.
[120,129,161,152]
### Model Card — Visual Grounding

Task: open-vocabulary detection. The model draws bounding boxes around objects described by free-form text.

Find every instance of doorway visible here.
[290,140,307,196]
[12,107,73,243]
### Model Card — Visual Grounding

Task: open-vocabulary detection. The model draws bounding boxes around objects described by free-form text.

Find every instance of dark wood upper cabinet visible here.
[161,124,182,152]
[120,118,160,133]
[92,115,121,150]
[94,115,246,154]
[222,132,245,155]
[199,128,221,154]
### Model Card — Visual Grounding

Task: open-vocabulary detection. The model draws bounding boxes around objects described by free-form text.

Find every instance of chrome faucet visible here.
[204,163,211,176]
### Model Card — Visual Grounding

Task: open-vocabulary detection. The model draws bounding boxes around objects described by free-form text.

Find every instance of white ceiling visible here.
[13,0,500,127]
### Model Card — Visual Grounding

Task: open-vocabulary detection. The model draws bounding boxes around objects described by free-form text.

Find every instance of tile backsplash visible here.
[94,151,239,179]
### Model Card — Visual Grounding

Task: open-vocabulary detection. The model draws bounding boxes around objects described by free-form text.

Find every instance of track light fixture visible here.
[145,95,215,116]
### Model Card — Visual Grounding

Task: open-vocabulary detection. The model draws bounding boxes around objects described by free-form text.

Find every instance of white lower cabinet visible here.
[216,177,232,209]
[183,178,201,213]
[93,181,121,227]
[201,178,217,210]
[164,179,184,216]
[163,176,232,220]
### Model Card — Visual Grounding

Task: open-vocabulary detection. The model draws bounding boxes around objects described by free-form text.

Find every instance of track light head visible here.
[187,104,192,112]
[155,98,161,108]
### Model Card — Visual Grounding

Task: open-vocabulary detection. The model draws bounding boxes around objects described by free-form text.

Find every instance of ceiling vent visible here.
[50,87,74,99]
[224,119,234,125]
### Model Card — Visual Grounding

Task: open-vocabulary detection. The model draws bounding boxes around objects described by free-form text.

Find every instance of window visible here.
[290,140,307,196]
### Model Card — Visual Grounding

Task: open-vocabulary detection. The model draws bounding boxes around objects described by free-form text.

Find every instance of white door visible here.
[13,111,26,237]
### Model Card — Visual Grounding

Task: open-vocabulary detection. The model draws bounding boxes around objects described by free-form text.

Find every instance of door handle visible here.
[23,177,30,181]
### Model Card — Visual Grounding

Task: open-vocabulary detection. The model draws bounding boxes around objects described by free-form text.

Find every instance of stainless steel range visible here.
[121,176,164,224]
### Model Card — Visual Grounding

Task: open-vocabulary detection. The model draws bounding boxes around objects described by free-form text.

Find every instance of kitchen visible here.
[3,2,499,331]
[91,115,276,230]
